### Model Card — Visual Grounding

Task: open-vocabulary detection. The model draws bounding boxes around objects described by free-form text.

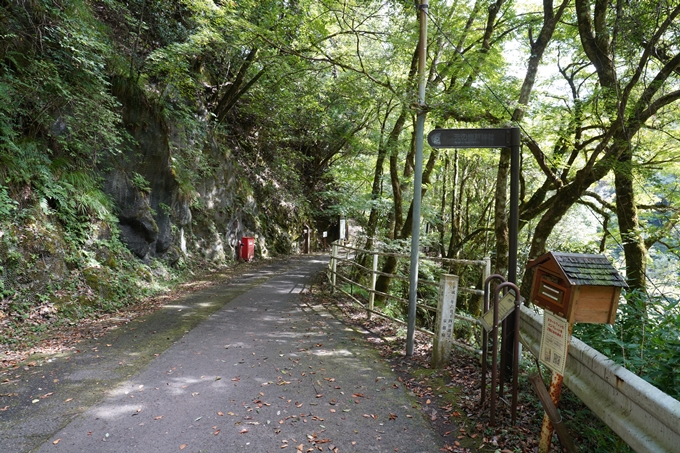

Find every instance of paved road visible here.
[2,256,442,453]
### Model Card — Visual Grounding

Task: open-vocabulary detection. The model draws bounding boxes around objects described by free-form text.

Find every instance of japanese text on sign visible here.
[539,312,570,376]
[427,128,512,149]
[478,292,515,332]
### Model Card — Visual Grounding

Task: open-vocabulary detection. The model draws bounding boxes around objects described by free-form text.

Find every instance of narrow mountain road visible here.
[1,256,442,453]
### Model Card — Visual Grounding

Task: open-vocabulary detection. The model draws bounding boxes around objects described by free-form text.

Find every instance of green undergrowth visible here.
[0,208,226,351]
[404,353,635,452]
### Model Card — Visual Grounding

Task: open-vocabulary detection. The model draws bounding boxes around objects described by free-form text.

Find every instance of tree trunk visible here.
[437,153,449,256]
[614,148,647,293]
[362,109,393,256]
[399,147,439,239]
[213,47,260,122]
[498,0,569,277]
[374,107,409,300]
[388,108,409,239]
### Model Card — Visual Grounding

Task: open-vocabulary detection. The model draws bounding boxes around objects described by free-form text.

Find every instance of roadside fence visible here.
[327,240,490,354]
[327,240,680,453]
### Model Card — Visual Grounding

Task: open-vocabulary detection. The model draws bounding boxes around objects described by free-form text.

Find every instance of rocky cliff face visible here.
[103,78,178,261]
[0,78,310,327]
[102,77,305,265]
[0,1,316,338]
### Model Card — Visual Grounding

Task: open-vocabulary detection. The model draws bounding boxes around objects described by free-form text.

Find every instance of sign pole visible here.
[406,0,428,356]
[538,318,573,453]
[508,127,520,284]
[502,127,522,377]
[426,127,521,371]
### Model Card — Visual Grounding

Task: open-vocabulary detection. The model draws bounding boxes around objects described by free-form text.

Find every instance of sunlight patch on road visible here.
[93,403,141,420]
[312,348,354,357]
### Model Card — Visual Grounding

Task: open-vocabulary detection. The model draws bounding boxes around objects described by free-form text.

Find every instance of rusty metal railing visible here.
[327,240,490,353]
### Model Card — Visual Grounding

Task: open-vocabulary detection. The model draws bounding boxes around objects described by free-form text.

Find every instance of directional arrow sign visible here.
[427,128,512,149]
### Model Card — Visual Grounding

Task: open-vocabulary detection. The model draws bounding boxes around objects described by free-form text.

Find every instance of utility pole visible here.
[406,0,428,356]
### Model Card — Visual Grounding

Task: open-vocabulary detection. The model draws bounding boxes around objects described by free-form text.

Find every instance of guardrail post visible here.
[331,242,338,293]
[478,257,492,362]
[368,251,378,319]
[432,274,459,368]
[483,257,491,284]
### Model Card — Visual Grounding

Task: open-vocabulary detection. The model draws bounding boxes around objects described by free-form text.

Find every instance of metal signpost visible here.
[427,128,514,149]
[427,127,520,284]
[427,127,520,282]
[406,0,428,357]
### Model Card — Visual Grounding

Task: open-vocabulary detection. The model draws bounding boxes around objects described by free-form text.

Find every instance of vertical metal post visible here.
[331,243,338,293]
[368,252,378,319]
[508,127,520,284]
[480,274,506,406]
[480,257,491,364]
[489,286,501,426]
[490,281,519,426]
[406,0,428,357]
[502,127,521,375]
[511,293,521,424]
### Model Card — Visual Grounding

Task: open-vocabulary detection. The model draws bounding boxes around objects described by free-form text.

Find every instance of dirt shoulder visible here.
[307,273,623,453]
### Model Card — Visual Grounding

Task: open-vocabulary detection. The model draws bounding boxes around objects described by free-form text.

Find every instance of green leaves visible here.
[574,292,680,398]
[0,185,17,219]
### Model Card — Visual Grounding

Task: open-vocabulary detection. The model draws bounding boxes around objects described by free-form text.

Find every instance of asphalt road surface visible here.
[1,256,442,453]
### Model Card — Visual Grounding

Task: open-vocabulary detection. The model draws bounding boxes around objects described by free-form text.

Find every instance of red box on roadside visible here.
[240,237,255,261]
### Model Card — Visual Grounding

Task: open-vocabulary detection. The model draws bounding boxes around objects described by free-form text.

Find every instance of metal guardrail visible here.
[329,242,680,452]
[330,241,680,452]
[520,306,680,453]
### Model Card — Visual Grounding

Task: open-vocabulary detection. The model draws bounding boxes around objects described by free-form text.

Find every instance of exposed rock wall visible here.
[102,77,305,264]
[102,77,177,261]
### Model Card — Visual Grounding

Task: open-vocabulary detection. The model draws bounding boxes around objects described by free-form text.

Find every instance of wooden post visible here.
[530,374,577,453]
[538,321,573,453]
[432,274,458,368]
[368,252,378,319]
[331,243,338,293]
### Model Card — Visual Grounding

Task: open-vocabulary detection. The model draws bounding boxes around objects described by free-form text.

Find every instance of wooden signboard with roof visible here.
[527,252,628,453]
[527,252,628,325]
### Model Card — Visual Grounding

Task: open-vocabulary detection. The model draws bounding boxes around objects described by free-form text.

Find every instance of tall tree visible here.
[518,0,680,297]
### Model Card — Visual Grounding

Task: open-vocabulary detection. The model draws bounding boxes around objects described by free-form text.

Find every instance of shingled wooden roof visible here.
[528,252,628,288]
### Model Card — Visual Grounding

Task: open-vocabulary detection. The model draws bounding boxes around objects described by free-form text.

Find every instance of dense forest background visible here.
[1,1,678,397]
